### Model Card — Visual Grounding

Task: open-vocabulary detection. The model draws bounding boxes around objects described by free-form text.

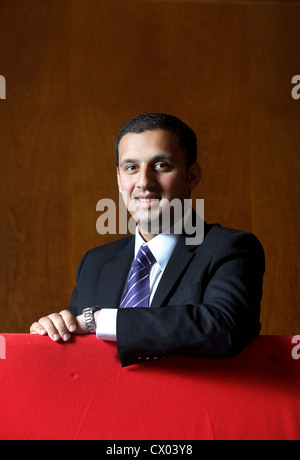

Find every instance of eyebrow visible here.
[119,154,174,168]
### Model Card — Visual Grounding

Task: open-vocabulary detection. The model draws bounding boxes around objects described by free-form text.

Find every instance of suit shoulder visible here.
[203,223,264,258]
[81,235,134,264]
[89,235,133,253]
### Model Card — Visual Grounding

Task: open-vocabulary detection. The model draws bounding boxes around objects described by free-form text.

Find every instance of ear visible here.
[188,163,201,191]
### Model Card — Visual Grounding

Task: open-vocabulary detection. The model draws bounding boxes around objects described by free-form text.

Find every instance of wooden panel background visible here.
[0,0,299,335]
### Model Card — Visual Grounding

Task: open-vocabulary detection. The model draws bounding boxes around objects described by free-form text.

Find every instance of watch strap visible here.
[82,307,99,334]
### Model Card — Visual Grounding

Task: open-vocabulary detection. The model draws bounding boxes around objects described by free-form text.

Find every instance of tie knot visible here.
[135,245,156,270]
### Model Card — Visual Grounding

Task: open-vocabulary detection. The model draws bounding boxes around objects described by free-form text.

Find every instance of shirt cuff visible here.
[96,308,117,341]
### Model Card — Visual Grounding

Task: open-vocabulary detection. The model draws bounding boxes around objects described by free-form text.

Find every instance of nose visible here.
[136,165,155,189]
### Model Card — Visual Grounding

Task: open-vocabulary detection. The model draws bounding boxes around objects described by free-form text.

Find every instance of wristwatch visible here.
[82,307,100,334]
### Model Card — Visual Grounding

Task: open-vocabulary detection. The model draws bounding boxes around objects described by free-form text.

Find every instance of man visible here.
[30,113,265,367]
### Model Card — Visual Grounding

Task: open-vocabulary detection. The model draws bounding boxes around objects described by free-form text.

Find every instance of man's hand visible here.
[29,310,99,342]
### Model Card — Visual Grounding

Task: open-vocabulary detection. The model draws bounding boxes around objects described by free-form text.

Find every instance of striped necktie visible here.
[119,245,156,308]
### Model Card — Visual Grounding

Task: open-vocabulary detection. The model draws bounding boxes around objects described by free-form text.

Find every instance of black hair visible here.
[115,113,197,168]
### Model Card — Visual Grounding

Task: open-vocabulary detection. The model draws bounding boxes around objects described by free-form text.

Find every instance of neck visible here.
[137,226,158,242]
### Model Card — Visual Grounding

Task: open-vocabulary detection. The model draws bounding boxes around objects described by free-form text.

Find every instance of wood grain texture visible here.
[0,0,299,334]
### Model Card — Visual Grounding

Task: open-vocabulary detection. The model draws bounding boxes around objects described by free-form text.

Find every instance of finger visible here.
[47,313,72,341]
[30,322,47,336]
[59,310,77,333]
[38,315,62,342]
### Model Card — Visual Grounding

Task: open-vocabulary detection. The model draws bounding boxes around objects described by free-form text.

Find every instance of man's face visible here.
[117,129,201,240]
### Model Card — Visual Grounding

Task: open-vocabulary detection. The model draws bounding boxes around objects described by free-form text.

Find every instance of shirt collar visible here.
[135,226,180,272]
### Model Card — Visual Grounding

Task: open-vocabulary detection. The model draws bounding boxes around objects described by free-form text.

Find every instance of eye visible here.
[154,162,171,170]
[125,164,138,172]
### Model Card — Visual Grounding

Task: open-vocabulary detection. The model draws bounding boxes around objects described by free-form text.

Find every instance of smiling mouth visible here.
[134,196,161,212]
[136,197,160,203]
[135,194,161,202]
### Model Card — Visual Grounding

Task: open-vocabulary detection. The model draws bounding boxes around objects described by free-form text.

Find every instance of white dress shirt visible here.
[96,228,179,341]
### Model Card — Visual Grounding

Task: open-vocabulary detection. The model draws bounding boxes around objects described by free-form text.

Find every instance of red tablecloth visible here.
[0,334,299,440]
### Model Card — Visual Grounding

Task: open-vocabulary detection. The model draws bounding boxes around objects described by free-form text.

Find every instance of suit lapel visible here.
[151,235,197,308]
[97,236,135,308]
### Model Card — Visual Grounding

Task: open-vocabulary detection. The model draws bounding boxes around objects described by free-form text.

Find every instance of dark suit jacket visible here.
[68,222,265,367]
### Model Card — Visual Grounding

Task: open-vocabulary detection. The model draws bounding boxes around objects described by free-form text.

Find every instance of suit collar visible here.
[150,213,210,307]
[151,234,197,308]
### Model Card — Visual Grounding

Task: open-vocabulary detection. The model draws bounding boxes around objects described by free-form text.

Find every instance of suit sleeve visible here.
[66,250,90,316]
[116,231,265,367]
